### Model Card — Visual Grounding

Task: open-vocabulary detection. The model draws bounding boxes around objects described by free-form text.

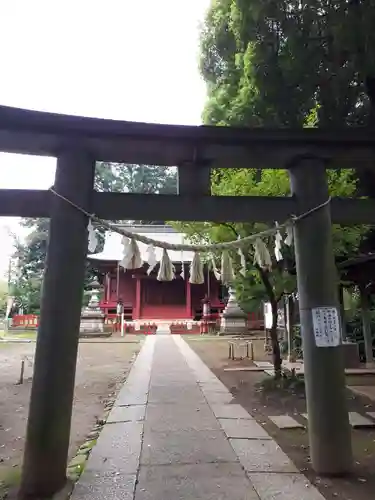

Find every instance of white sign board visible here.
[5,296,14,320]
[311,307,341,347]
[264,302,273,329]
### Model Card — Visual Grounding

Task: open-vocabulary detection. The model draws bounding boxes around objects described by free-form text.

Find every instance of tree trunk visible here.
[366,76,375,127]
[219,224,283,377]
[257,265,282,378]
[270,296,282,378]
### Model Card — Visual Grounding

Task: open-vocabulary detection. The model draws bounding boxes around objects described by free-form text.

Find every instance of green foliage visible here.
[175,166,366,313]
[11,219,49,313]
[0,279,8,316]
[186,0,373,316]
[200,0,375,128]
[258,370,305,394]
[95,163,177,194]
[237,267,296,313]
[280,325,303,359]
[214,167,366,257]
[346,308,375,363]
[11,165,177,313]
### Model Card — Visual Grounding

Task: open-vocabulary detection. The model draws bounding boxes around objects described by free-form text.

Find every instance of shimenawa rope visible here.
[49,188,331,252]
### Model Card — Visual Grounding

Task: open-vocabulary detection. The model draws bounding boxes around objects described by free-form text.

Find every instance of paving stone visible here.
[135,463,259,500]
[203,391,234,404]
[148,386,206,404]
[302,411,375,428]
[230,438,298,473]
[71,472,136,500]
[121,381,150,394]
[107,404,146,423]
[349,386,375,399]
[87,422,143,474]
[141,429,238,465]
[196,376,220,384]
[345,368,375,375]
[199,385,229,395]
[348,411,375,428]
[248,473,325,500]
[76,335,320,499]
[219,418,271,440]
[254,361,274,368]
[224,366,264,372]
[150,377,195,387]
[198,380,228,392]
[151,366,188,374]
[151,370,192,377]
[269,415,304,429]
[144,403,220,432]
[116,392,148,406]
[210,404,253,420]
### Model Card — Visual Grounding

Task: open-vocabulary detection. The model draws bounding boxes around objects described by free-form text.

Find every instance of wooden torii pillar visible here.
[289,159,352,474]
[20,148,95,498]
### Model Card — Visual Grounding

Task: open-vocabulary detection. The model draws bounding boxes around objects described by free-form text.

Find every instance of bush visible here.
[280,325,303,359]
[346,309,375,363]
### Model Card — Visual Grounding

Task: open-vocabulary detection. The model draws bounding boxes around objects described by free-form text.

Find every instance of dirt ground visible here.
[0,337,142,496]
[187,336,375,500]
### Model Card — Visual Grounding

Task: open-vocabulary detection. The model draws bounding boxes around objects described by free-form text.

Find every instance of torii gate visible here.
[1,105,374,498]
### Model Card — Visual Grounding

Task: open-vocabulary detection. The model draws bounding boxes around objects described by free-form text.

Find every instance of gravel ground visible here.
[0,337,141,496]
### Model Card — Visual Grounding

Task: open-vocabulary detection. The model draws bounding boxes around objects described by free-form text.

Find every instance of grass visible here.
[185,335,220,341]
[1,330,36,337]
[257,372,305,394]
[0,465,22,499]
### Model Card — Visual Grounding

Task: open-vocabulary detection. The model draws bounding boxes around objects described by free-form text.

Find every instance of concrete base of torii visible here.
[219,287,248,336]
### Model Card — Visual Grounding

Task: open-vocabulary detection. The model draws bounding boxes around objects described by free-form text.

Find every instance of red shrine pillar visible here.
[186,278,192,318]
[135,277,141,319]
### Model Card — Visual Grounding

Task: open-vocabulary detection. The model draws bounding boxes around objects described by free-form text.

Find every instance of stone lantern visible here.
[219,286,247,335]
[79,280,106,336]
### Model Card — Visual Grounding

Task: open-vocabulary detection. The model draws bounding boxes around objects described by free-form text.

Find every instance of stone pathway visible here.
[71,336,325,500]
[301,411,375,429]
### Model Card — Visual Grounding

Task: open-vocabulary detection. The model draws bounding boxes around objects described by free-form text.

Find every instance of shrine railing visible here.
[11,314,39,328]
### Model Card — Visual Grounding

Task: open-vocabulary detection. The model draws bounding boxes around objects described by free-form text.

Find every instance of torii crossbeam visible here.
[0,105,366,498]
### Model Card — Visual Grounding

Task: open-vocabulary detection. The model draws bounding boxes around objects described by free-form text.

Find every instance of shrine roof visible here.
[88,225,195,264]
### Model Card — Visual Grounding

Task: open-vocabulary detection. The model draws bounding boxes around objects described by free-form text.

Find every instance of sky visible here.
[0,0,210,279]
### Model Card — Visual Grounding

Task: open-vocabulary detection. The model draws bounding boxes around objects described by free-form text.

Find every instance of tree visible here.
[96,163,177,224]
[175,168,365,376]
[11,164,177,312]
[0,279,8,316]
[200,0,375,128]
[11,219,49,313]
[95,163,177,194]
[188,0,374,375]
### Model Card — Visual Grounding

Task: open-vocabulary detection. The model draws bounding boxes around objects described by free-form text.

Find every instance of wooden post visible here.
[135,277,141,319]
[177,163,211,196]
[106,273,111,302]
[116,262,120,299]
[289,159,352,475]
[178,161,209,322]
[339,284,348,341]
[20,148,95,499]
[186,275,192,318]
[359,283,375,367]
[120,312,125,338]
[285,295,295,362]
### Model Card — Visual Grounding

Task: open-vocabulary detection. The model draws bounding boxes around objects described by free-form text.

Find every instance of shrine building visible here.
[88,224,226,321]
